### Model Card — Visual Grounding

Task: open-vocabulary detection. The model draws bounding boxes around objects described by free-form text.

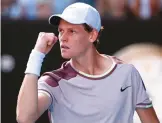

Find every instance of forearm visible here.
[16,74,39,123]
[16,32,57,122]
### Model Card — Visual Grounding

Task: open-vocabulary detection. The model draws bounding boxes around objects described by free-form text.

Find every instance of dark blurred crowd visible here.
[2,0,162,20]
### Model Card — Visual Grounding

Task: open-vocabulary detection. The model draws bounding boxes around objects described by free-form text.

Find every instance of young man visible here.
[16,2,159,123]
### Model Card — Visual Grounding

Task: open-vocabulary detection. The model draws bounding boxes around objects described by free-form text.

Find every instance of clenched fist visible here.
[34,32,58,54]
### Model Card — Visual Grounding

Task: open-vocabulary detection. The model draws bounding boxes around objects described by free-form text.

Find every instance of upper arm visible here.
[36,92,52,119]
[36,75,57,120]
[131,66,152,108]
[136,107,160,123]
[131,66,159,122]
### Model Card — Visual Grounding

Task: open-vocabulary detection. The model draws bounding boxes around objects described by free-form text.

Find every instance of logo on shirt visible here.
[120,86,131,92]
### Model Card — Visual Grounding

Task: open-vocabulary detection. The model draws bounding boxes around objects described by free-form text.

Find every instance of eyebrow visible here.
[58,27,77,31]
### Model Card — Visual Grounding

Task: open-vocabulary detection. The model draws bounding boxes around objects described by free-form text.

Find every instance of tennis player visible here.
[16,2,159,123]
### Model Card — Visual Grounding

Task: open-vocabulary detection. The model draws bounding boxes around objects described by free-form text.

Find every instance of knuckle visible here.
[39,32,44,36]
[49,33,55,37]
[39,32,42,35]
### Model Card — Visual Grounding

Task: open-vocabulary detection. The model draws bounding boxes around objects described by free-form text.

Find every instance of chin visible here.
[61,53,72,59]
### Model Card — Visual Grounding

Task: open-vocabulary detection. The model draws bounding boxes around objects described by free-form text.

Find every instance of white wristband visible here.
[25,49,45,76]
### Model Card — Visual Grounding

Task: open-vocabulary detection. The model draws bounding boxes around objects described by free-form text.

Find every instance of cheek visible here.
[74,34,87,44]
[71,36,90,53]
[58,34,61,41]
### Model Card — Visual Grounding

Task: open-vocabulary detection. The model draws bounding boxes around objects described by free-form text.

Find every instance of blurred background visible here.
[1,0,162,123]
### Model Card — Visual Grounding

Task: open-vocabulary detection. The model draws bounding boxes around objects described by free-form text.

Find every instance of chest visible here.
[53,76,132,116]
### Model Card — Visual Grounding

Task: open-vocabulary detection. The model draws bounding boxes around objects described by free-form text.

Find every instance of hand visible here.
[34,32,58,54]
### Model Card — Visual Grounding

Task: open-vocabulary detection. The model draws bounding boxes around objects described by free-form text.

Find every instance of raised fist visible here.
[34,32,58,54]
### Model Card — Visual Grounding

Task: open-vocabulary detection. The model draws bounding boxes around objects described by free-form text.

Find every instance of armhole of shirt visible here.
[38,90,53,109]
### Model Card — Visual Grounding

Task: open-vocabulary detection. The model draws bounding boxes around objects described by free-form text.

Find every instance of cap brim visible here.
[49,14,62,26]
[49,14,86,27]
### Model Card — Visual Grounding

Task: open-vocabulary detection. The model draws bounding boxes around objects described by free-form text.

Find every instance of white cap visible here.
[49,2,101,32]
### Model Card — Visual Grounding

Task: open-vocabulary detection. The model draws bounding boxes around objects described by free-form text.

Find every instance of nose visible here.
[59,32,68,43]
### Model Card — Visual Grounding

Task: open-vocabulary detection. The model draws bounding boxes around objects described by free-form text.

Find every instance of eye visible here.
[58,29,63,33]
[70,29,76,34]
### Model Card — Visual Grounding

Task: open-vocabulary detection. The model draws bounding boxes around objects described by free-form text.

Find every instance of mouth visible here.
[61,45,70,49]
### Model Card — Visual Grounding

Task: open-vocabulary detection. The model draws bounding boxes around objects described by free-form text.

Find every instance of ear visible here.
[89,29,98,43]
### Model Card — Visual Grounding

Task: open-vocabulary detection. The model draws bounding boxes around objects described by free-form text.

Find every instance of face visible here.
[58,19,94,59]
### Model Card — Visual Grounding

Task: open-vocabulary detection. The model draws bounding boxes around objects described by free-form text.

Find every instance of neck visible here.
[70,45,112,75]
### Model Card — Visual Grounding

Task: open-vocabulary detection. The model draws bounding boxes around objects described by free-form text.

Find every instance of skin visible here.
[16,19,160,123]
[58,19,112,75]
